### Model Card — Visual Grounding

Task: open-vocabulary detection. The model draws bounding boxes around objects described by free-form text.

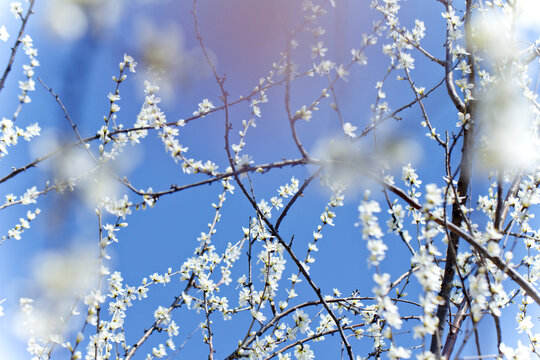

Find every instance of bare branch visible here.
[0,0,36,94]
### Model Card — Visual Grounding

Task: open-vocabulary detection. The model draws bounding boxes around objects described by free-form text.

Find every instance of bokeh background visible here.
[0,0,538,358]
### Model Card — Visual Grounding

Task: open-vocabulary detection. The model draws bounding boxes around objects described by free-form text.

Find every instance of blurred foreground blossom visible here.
[13,245,98,344]
[313,137,366,191]
[60,148,116,199]
[472,12,515,63]
[313,135,421,192]
[471,1,540,172]
[472,0,540,63]
[44,0,123,41]
[136,19,212,96]
[514,0,540,34]
[477,78,538,171]
[31,245,98,298]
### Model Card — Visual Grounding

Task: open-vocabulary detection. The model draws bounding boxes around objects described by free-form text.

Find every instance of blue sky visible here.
[0,0,538,359]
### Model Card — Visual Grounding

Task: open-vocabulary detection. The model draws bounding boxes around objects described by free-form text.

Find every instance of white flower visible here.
[21,186,39,205]
[10,2,23,18]
[416,351,436,360]
[336,65,349,81]
[424,184,442,209]
[500,341,532,359]
[398,52,415,70]
[294,344,314,360]
[152,343,167,358]
[456,112,470,128]
[311,41,327,58]
[123,54,137,72]
[18,79,35,91]
[294,106,312,121]
[389,345,411,359]
[194,98,215,116]
[343,122,357,137]
[293,309,311,334]
[236,154,253,168]
[314,60,335,75]
[516,314,533,333]
[402,163,422,188]
[154,306,171,324]
[250,308,266,322]
[351,49,368,65]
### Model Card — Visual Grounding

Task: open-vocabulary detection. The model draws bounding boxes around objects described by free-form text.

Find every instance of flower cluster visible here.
[2,208,40,242]
[0,117,40,158]
[357,191,386,266]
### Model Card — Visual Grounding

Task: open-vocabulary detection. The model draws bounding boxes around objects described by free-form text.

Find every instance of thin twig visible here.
[0,0,36,94]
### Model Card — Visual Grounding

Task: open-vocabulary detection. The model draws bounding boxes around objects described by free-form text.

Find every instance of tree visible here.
[0,0,539,359]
